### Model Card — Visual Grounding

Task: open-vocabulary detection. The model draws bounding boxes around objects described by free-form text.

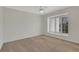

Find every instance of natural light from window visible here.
[47,13,68,36]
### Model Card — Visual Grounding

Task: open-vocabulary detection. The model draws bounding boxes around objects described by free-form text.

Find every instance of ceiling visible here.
[5,6,69,15]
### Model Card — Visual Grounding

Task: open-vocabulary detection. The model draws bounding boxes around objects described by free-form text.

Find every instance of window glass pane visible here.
[56,17,60,32]
[59,16,62,33]
[62,16,68,33]
[49,17,55,32]
[48,14,68,34]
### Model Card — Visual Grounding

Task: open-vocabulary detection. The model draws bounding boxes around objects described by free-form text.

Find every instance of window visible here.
[47,14,68,36]
[48,17,55,32]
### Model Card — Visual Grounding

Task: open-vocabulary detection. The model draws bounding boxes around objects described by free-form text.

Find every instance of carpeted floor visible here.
[1,35,79,52]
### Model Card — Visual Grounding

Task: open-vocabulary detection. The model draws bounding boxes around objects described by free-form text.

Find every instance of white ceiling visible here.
[5,6,69,15]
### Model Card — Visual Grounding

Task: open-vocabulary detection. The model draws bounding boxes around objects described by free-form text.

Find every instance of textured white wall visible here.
[4,8,42,43]
[42,7,79,43]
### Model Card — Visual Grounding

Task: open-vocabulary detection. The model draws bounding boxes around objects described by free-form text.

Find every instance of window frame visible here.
[47,13,69,36]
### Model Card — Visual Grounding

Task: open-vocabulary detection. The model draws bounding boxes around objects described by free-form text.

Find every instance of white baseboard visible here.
[45,33,67,40]
[4,34,42,43]
[45,33,79,44]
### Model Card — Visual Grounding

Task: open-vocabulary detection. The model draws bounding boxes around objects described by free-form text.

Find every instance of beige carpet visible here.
[1,35,79,52]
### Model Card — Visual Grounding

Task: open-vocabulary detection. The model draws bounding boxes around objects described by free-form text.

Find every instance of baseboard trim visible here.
[45,34,79,45]
[4,34,42,43]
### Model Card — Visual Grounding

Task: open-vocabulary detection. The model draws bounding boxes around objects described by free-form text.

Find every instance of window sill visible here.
[48,32,68,37]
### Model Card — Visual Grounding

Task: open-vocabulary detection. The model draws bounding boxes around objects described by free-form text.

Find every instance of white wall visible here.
[3,8,42,43]
[0,7,3,49]
[1,6,79,45]
[42,7,79,43]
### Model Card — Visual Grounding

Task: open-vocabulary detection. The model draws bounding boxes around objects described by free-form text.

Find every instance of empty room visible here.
[0,6,79,52]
